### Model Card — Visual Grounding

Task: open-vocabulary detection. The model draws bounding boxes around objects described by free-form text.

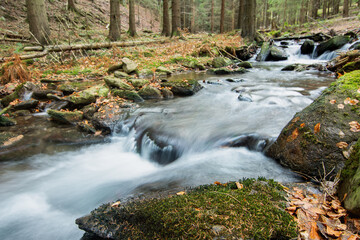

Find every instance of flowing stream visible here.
[0,41,343,239]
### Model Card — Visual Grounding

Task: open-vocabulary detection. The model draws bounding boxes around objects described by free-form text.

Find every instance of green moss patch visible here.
[77,179,297,239]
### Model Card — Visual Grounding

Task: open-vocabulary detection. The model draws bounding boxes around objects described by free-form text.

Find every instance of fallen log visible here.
[0,50,48,63]
[24,39,170,52]
[0,38,31,44]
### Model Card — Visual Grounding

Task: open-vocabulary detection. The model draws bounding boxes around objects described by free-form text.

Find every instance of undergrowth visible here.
[1,55,31,84]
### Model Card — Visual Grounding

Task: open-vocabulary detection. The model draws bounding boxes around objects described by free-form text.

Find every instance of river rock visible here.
[47,109,83,124]
[58,84,77,95]
[341,60,360,73]
[238,93,252,102]
[66,86,108,107]
[315,35,350,57]
[237,61,252,69]
[111,89,144,102]
[160,79,202,96]
[114,71,129,78]
[338,138,360,217]
[301,40,315,55]
[138,86,163,100]
[0,83,25,107]
[268,46,288,61]
[0,115,16,126]
[256,42,271,61]
[104,77,134,90]
[266,70,360,178]
[208,67,247,75]
[160,88,174,99]
[127,78,149,90]
[156,66,173,75]
[281,64,326,72]
[122,58,138,74]
[221,133,271,152]
[107,64,123,73]
[13,99,39,111]
[212,57,232,68]
[32,90,62,100]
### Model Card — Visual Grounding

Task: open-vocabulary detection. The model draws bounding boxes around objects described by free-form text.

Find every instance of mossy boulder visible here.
[127,79,149,90]
[58,84,77,95]
[47,109,83,124]
[13,99,39,111]
[156,66,172,75]
[237,61,252,69]
[122,58,138,74]
[160,79,202,96]
[266,70,360,178]
[301,39,315,55]
[66,85,108,106]
[315,35,350,57]
[208,67,248,75]
[0,83,25,107]
[161,88,174,99]
[104,76,134,90]
[256,42,271,61]
[0,115,16,126]
[212,57,232,68]
[111,89,144,102]
[268,46,288,61]
[114,71,129,78]
[138,86,163,100]
[338,138,360,216]
[76,178,297,239]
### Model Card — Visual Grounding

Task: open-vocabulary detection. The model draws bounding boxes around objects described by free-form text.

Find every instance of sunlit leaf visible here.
[338,104,345,109]
[314,123,321,134]
[287,128,299,142]
[176,191,186,196]
[329,99,336,104]
[300,123,305,128]
[336,142,348,149]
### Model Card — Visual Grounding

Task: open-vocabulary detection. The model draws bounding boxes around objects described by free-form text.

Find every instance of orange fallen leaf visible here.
[287,128,299,142]
[309,221,322,240]
[314,123,321,134]
[344,97,352,104]
[111,201,121,207]
[338,104,345,109]
[349,121,360,132]
[292,117,300,123]
[214,181,222,185]
[176,191,186,196]
[329,99,336,104]
[235,182,243,189]
[349,99,359,105]
[326,225,342,238]
[336,142,349,149]
[300,123,305,128]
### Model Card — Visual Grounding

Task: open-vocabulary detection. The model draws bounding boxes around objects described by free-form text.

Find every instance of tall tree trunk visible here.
[322,0,327,18]
[210,0,214,32]
[220,0,225,33]
[109,0,121,41]
[171,0,181,36]
[26,0,50,45]
[241,0,256,39]
[283,0,287,25]
[237,0,244,29]
[232,0,236,30]
[190,0,196,33]
[128,0,137,37]
[263,0,268,28]
[333,0,340,14]
[162,0,171,36]
[343,0,349,17]
[68,0,77,11]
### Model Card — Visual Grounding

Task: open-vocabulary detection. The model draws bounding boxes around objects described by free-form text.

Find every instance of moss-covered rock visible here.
[58,84,77,95]
[237,61,252,69]
[138,86,163,100]
[161,88,174,99]
[160,79,202,96]
[268,46,288,61]
[66,85,108,106]
[0,115,16,126]
[156,66,172,75]
[208,67,248,75]
[212,57,232,68]
[339,138,360,217]
[112,89,144,102]
[13,99,39,111]
[104,76,134,90]
[114,71,129,79]
[0,83,25,107]
[341,60,360,73]
[315,35,350,57]
[122,58,138,74]
[127,79,149,90]
[300,39,315,55]
[47,109,83,124]
[76,178,297,240]
[256,42,271,61]
[266,70,360,178]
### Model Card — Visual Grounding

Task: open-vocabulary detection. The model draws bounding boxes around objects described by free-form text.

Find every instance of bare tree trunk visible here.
[237,0,244,29]
[162,0,171,36]
[231,0,236,30]
[171,0,181,36]
[241,0,256,39]
[128,0,137,36]
[333,0,340,14]
[322,0,327,18]
[68,0,77,11]
[26,0,50,45]
[300,0,307,26]
[109,0,121,41]
[283,0,287,25]
[263,0,268,28]
[343,0,349,17]
[190,0,196,33]
[220,0,225,33]
[211,0,214,32]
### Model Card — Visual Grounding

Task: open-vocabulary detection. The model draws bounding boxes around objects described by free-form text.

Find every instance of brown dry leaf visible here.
[327,211,347,219]
[296,208,312,232]
[314,123,321,134]
[300,123,306,128]
[344,97,352,105]
[176,191,186,196]
[309,221,322,240]
[338,104,345,109]
[3,135,24,146]
[349,121,360,132]
[111,201,121,207]
[331,199,342,210]
[326,225,342,238]
[330,99,337,104]
[235,182,243,189]
[292,117,300,123]
[214,181,222,185]
[337,142,349,149]
[286,206,297,212]
[287,128,299,142]
[309,207,326,215]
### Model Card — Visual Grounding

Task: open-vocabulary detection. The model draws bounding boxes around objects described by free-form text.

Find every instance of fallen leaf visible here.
[314,123,321,134]
[94,131,102,136]
[344,97,352,104]
[349,121,360,132]
[292,117,300,123]
[326,225,342,238]
[327,211,347,219]
[309,221,322,240]
[336,142,349,149]
[176,191,186,196]
[287,128,299,142]
[329,99,337,104]
[235,182,243,189]
[214,181,222,185]
[111,201,121,207]
[3,135,24,146]
[300,123,306,128]
[349,99,359,105]
[338,104,345,109]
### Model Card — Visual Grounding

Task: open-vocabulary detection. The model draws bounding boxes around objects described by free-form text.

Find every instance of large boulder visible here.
[300,40,315,55]
[266,70,360,178]
[267,46,288,61]
[47,109,83,124]
[315,35,350,57]
[122,58,138,74]
[127,79,149,90]
[104,77,134,90]
[256,42,271,61]
[212,57,232,68]
[160,79,202,96]
[138,86,163,100]
[111,89,144,102]
[338,138,360,217]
